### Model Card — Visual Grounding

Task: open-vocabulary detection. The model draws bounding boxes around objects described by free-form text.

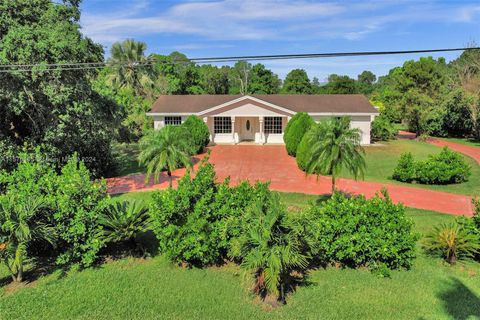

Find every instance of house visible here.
[147,94,379,145]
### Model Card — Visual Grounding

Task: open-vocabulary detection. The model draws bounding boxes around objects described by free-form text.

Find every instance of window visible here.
[264,117,282,134]
[214,117,232,133]
[165,116,182,126]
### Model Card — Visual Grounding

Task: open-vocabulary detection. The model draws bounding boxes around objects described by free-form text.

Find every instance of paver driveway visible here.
[107,145,474,216]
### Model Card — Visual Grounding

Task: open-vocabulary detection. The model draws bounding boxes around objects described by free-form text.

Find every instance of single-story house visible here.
[147,94,379,145]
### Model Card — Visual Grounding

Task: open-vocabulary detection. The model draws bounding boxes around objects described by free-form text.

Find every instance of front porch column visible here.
[231,116,236,144]
[259,116,264,144]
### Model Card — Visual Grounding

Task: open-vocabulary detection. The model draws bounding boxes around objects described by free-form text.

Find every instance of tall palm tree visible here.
[107,39,154,96]
[0,195,54,282]
[138,126,192,187]
[303,117,366,193]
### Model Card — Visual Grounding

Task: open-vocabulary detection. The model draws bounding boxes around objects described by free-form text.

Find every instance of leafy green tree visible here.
[230,61,252,94]
[0,0,117,176]
[138,126,192,187]
[282,69,312,94]
[229,195,308,303]
[357,70,376,94]
[107,39,154,97]
[302,117,366,193]
[325,74,357,94]
[181,115,210,154]
[199,65,230,94]
[442,89,474,137]
[283,112,315,156]
[248,64,281,94]
[0,195,54,282]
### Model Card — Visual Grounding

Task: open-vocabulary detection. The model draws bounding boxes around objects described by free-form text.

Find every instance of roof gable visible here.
[199,96,294,116]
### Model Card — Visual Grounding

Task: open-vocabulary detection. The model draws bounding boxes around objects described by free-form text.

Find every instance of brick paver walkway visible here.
[107,145,475,216]
[427,138,480,165]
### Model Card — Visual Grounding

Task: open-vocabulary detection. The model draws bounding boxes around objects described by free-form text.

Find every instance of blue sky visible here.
[80,0,480,81]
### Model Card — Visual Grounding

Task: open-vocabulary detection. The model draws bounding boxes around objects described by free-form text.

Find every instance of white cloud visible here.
[80,0,480,46]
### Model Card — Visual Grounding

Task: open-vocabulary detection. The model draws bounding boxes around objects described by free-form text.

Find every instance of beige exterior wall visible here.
[311,115,372,145]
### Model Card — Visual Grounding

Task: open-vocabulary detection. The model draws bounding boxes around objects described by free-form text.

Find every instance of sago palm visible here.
[107,39,154,96]
[138,126,192,187]
[0,195,54,282]
[303,116,366,193]
[424,222,480,264]
[232,197,308,303]
[99,201,151,245]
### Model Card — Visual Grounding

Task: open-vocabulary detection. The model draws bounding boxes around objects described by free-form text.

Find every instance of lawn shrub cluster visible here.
[393,147,471,184]
[180,115,210,154]
[149,158,418,301]
[283,112,314,156]
[299,190,418,274]
[371,115,398,142]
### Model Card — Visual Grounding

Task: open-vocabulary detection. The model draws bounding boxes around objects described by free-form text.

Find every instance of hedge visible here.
[283,112,315,156]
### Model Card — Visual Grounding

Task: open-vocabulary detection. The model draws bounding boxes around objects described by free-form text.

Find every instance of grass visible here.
[2,192,480,319]
[110,143,144,177]
[339,139,480,196]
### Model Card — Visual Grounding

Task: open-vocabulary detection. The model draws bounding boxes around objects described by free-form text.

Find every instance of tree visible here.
[138,126,192,187]
[357,70,376,94]
[0,195,54,282]
[325,74,357,94]
[230,61,252,94]
[107,39,154,97]
[302,117,366,193]
[282,69,312,94]
[248,64,281,94]
[229,196,308,303]
[0,0,117,176]
[283,112,315,156]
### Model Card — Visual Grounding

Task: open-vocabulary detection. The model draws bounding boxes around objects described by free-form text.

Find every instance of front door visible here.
[241,117,255,141]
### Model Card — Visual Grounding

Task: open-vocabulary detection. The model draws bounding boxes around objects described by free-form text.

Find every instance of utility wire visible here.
[0,47,479,73]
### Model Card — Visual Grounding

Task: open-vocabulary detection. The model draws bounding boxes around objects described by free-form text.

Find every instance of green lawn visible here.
[339,139,480,196]
[110,143,144,177]
[1,192,480,319]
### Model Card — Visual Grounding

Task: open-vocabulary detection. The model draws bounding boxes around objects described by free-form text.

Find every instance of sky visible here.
[79,0,480,81]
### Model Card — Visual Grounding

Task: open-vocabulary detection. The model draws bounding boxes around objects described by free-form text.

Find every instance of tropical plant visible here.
[229,196,308,303]
[99,201,151,247]
[107,39,154,97]
[138,126,192,187]
[283,112,315,156]
[424,222,480,264]
[301,117,366,193]
[0,195,54,282]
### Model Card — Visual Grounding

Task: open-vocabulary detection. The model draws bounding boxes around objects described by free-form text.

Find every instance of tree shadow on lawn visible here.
[437,277,480,320]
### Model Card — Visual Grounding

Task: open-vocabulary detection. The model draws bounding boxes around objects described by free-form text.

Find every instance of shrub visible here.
[181,115,210,154]
[99,201,151,246]
[371,115,398,142]
[424,222,480,264]
[295,131,313,171]
[283,112,314,156]
[301,190,418,271]
[53,155,109,267]
[228,195,308,303]
[392,148,471,185]
[414,147,471,184]
[392,152,416,182]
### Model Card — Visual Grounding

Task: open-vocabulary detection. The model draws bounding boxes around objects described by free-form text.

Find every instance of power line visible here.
[0,47,478,74]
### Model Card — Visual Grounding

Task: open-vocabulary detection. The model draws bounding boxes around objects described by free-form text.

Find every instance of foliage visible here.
[181,115,210,154]
[424,222,480,264]
[0,194,54,282]
[299,117,366,192]
[392,152,416,182]
[282,69,312,94]
[99,201,151,245]
[138,126,192,187]
[283,112,314,156]
[393,148,471,185]
[107,39,154,97]
[371,115,398,142]
[300,190,417,271]
[0,0,117,177]
[324,74,358,94]
[442,89,474,137]
[229,196,308,303]
[52,156,109,267]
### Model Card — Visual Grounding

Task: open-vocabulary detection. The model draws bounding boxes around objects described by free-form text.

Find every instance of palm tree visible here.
[107,39,154,96]
[303,116,366,193]
[138,126,192,187]
[231,196,308,303]
[0,195,54,282]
